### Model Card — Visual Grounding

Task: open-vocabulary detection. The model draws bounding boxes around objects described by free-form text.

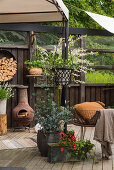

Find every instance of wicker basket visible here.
[54,68,73,85]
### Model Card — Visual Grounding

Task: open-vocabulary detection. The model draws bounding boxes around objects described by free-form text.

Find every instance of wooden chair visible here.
[72,110,100,139]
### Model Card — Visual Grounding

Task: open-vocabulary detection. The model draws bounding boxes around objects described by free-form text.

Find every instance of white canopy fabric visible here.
[85,11,114,34]
[0,0,69,23]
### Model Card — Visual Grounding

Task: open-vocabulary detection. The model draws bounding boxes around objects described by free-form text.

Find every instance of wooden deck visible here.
[0,125,114,170]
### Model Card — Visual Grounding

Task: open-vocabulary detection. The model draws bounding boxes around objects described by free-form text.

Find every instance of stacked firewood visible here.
[0,57,17,81]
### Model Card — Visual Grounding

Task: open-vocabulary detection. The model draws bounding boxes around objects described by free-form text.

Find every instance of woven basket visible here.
[54,68,73,85]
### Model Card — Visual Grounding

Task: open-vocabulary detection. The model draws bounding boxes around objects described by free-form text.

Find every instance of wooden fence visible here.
[0,46,113,127]
[0,46,29,127]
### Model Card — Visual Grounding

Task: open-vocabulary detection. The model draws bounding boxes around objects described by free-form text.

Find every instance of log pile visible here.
[0,57,17,81]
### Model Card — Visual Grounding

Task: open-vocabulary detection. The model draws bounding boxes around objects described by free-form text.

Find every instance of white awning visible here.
[85,11,114,34]
[0,0,69,23]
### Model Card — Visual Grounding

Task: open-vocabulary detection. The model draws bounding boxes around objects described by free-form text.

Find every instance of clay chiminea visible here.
[12,85,34,127]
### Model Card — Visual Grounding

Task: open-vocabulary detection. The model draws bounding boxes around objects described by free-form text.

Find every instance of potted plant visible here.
[0,82,13,115]
[46,47,92,85]
[34,77,74,156]
[24,47,48,75]
[48,130,94,163]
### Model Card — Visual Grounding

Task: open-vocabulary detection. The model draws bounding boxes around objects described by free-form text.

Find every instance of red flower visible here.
[59,132,66,137]
[60,148,63,151]
[62,141,65,144]
[74,144,77,149]
[72,136,76,142]
[59,132,65,136]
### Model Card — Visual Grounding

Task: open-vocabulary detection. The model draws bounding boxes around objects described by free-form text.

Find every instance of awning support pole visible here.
[61,19,69,134]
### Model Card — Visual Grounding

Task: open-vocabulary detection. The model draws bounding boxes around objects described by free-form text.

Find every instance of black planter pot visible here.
[54,68,73,85]
[37,130,59,157]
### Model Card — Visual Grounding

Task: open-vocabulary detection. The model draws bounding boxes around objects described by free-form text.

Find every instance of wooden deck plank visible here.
[0,160,12,167]
[42,162,55,170]
[111,153,114,169]
[82,160,93,170]
[7,148,37,167]
[72,161,83,170]
[103,157,112,170]
[25,155,41,170]
[61,162,74,170]
[103,158,113,170]
[92,140,102,170]
[31,157,48,170]
[0,127,114,170]
[51,163,64,170]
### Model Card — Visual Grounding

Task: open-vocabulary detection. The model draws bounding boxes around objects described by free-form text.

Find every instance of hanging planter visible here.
[54,68,73,86]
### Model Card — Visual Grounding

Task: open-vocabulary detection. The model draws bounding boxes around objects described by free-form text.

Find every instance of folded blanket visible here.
[94,109,114,159]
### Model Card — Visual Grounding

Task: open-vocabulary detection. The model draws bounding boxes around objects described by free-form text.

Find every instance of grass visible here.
[85,71,114,83]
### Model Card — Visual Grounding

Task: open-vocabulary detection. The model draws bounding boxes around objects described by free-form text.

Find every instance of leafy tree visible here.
[63,0,114,28]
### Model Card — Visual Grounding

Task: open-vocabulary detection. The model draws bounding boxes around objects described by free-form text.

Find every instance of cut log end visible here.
[0,57,17,81]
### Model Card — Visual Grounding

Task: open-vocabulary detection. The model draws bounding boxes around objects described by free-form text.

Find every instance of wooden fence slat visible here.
[105,88,111,107]
[75,87,79,105]
[23,49,29,85]
[85,87,91,102]
[17,49,24,85]
[95,87,101,101]
[100,87,105,104]
[110,89,114,106]
[90,87,96,102]
[69,87,75,106]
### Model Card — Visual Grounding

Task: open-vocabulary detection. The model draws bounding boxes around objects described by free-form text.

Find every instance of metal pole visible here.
[61,19,69,133]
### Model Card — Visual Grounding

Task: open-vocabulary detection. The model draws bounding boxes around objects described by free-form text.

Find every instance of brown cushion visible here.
[75,102,105,121]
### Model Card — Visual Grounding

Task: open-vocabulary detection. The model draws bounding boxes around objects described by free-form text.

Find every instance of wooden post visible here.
[0,114,7,135]
[28,31,36,110]
[78,35,86,103]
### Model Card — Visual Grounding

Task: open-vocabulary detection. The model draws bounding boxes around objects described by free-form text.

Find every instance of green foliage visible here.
[85,71,114,83]
[85,36,114,66]
[55,131,94,160]
[36,32,60,46]
[0,30,27,45]
[34,75,73,133]
[86,52,114,66]
[63,0,114,28]
[0,83,13,100]
[86,36,114,50]
[24,60,45,69]
[24,47,48,69]
[47,50,77,69]
[46,46,92,83]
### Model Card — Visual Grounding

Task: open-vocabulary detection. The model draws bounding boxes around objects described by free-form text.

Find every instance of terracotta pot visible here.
[29,68,43,75]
